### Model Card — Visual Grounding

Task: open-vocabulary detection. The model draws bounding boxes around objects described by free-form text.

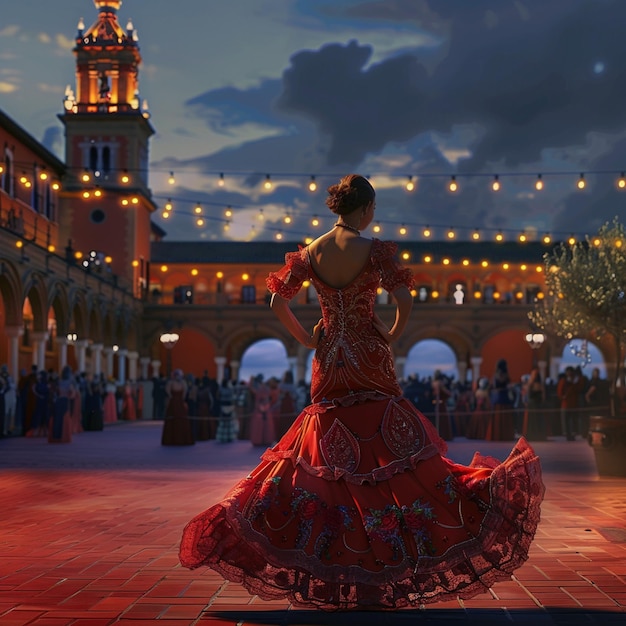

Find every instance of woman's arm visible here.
[269,293,323,348]
[372,286,413,343]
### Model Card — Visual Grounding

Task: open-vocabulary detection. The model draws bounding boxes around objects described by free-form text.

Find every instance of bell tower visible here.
[59,0,155,292]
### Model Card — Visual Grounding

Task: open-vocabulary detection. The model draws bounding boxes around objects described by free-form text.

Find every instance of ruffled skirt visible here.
[179,395,544,610]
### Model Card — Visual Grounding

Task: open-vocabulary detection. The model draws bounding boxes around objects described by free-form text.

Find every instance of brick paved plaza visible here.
[1,421,625,625]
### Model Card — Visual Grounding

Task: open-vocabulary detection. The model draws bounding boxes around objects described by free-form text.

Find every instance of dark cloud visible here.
[41,125,63,158]
[277,0,626,170]
[185,79,284,133]
[162,0,626,239]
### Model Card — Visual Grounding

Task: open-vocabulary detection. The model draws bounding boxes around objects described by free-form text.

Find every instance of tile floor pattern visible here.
[1,421,625,625]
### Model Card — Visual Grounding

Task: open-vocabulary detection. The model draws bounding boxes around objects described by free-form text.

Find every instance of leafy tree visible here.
[529,217,626,416]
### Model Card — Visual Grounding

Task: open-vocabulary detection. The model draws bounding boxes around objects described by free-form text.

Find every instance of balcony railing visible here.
[0,191,58,249]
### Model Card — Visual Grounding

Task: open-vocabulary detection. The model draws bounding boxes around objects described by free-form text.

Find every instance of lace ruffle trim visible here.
[179,438,544,610]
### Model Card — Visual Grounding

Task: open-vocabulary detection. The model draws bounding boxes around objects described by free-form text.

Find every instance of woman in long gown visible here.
[248,375,275,446]
[180,174,544,610]
[102,379,118,424]
[48,365,75,444]
[161,369,194,446]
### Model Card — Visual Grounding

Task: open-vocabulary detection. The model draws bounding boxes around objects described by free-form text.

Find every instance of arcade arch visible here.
[405,339,459,381]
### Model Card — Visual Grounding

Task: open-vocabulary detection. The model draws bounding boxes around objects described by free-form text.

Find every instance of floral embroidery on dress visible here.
[364,499,436,560]
[436,474,459,504]
[250,476,281,519]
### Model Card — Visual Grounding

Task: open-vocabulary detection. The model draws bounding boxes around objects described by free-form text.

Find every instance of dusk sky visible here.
[3,0,626,246]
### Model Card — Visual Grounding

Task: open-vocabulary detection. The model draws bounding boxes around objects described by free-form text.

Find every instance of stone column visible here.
[56,336,68,370]
[75,340,89,373]
[102,347,115,379]
[394,356,407,381]
[30,331,48,369]
[215,356,227,383]
[294,348,308,383]
[91,343,103,377]
[457,360,468,384]
[470,356,483,385]
[140,357,151,380]
[229,360,240,382]
[287,356,297,380]
[127,351,139,381]
[4,325,22,381]
[117,349,128,384]
[150,359,161,378]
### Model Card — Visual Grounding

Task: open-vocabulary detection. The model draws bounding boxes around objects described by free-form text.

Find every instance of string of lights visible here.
[148,196,579,245]
[4,158,625,242]
[4,159,626,192]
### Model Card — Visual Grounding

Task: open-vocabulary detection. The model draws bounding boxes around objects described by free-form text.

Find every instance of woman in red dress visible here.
[180,174,544,610]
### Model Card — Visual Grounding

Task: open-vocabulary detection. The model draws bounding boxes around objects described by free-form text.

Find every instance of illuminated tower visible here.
[59,0,155,290]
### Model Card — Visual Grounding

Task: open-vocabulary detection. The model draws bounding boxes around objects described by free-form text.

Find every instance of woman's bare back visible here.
[307,230,373,289]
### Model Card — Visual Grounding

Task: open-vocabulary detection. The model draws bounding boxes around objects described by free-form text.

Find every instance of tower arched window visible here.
[102,146,111,174]
[3,152,13,195]
[89,146,98,172]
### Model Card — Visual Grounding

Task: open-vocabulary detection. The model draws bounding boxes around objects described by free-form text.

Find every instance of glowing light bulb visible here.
[424,255,432,263]
[121,171,130,184]
[160,265,168,272]
[373,222,381,233]
[423,227,431,238]
[39,171,48,181]
[448,176,458,192]
[495,232,504,242]
[216,271,224,279]
[472,230,480,240]
[577,173,586,189]
[519,233,527,242]
[447,228,455,239]
[405,176,415,192]
[308,176,317,192]
[242,273,249,281]
[263,175,272,190]
[196,218,204,226]
[535,174,543,191]
[568,236,576,245]
[162,211,170,219]
[165,199,173,211]
[284,214,292,224]
[399,225,407,236]
[52,182,60,191]
[168,172,175,185]
[218,173,225,187]
[194,204,202,214]
[311,216,320,227]
[442,258,450,265]
[224,206,233,218]
[618,173,626,189]
[81,170,91,183]
[491,175,500,191]
[542,234,551,244]
[275,231,283,240]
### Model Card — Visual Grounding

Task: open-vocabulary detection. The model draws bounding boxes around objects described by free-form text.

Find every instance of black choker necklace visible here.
[334,221,360,235]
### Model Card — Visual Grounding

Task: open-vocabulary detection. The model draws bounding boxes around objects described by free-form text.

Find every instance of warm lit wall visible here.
[158,328,217,379]
[481,329,535,383]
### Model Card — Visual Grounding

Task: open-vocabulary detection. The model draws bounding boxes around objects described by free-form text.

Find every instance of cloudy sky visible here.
[2,0,626,244]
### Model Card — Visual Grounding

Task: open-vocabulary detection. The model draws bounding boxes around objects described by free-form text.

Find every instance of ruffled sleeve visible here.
[372,239,414,293]
[265,247,309,300]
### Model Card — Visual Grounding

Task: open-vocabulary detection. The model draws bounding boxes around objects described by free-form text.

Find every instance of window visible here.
[241,285,256,304]
[3,151,13,196]
[173,285,193,304]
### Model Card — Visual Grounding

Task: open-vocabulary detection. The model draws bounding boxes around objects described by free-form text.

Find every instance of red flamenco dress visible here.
[179,240,545,610]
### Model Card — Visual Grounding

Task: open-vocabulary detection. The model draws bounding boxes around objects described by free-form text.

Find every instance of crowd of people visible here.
[399,360,611,443]
[0,358,611,446]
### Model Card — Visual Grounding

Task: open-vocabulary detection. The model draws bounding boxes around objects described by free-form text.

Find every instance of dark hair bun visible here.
[325,174,375,216]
